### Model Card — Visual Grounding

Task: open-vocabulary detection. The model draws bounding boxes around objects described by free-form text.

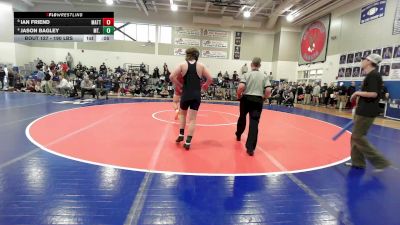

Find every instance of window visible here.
[137,24,149,42]
[159,26,172,44]
[114,22,125,40]
[149,25,156,43]
[124,24,137,41]
[113,23,171,43]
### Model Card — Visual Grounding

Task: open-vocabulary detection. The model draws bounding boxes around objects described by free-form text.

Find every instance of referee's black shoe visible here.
[246,149,254,156]
[176,135,184,143]
[183,142,190,150]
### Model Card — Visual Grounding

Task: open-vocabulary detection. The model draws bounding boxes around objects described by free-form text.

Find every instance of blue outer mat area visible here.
[0,92,399,225]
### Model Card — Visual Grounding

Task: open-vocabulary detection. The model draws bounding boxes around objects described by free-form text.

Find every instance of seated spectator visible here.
[14,73,24,91]
[95,77,109,100]
[56,76,72,96]
[215,87,224,100]
[282,89,294,107]
[25,77,36,92]
[80,76,96,99]
[268,86,281,105]
[160,84,169,98]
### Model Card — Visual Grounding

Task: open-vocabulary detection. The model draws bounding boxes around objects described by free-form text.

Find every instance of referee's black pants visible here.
[236,95,264,152]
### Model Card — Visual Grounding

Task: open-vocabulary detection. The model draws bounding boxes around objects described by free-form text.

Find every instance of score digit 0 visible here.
[102,18,114,26]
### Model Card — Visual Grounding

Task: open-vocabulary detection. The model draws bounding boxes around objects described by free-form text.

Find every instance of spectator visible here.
[232,71,239,81]
[241,63,248,75]
[304,84,313,105]
[282,88,294,107]
[56,76,71,96]
[95,77,109,100]
[153,66,160,78]
[0,66,5,90]
[223,71,230,80]
[80,76,96,99]
[312,83,321,106]
[326,83,335,107]
[296,84,304,103]
[66,52,73,69]
[320,83,328,105]
[99,62,107,76]
[336,82,348,110]
[140,62,146,73]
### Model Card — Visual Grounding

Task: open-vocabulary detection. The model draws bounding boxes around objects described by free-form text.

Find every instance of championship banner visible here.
[202,40,228,48]
[360,0,386,24]
[298,15,330,65]
[174,48,186,56]
[176,27,201,36]
[201,50,227,59]
[174,37,200,46]
[394,0,400,34]
[202,29,229,38]
[235,31,242,45]
[234,31,242,60]
[234,46,241,60]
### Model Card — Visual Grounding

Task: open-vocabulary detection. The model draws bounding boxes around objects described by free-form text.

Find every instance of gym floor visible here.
[0,92,399,225]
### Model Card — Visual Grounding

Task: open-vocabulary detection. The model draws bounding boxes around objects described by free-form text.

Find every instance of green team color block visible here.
[103,26,114,34]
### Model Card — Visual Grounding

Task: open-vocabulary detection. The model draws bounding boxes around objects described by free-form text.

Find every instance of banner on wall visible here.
[201,50,227,59]
[360,0,386,24]
[298,15,330,65]
[338,45,400,81]
[203,29,229,38]
[391,62,400,79]
[234,31,242,45]
[394,45,400,58]
[174,37,200,46]
[394,0,400,34]
[382,46,394,60]
[380,63,391,76]
[176,27,202,36]
[234,31,242,60]
[174,48,186,56]
[202,40,228,48]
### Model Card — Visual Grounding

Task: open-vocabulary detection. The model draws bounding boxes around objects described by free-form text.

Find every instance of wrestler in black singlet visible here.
[180,61,201,111]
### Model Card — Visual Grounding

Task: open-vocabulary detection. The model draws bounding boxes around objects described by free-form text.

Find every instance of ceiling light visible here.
[171,4,178,11]
[106,0,113,5]
[243,11,251,18]
[286,14,294,22]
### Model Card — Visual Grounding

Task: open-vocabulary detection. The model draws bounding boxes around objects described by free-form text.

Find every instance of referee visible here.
[235,57,271,156]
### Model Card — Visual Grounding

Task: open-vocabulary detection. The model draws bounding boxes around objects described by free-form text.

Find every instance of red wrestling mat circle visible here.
[26,102,350,176]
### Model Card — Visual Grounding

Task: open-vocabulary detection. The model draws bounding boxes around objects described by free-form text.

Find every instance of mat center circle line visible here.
[151,109,239,126]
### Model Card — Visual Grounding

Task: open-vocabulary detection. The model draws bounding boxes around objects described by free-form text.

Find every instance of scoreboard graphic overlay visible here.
[14,12,114,42]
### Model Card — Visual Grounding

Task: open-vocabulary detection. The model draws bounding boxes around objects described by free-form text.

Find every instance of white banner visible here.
[201,50,227,59]
[173,48,186,56]
[202,29,229,38]
[176,27,202,36]
[202,40,228,48]
[174,37,200,46]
